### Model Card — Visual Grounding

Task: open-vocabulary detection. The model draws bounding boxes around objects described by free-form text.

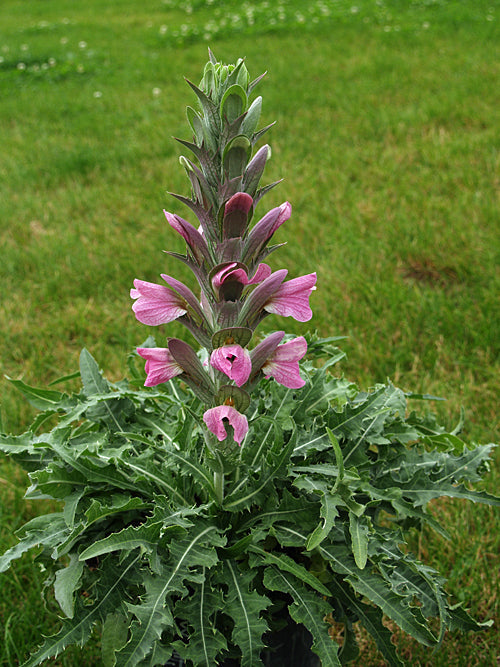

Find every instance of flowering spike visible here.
[131,55,316,457]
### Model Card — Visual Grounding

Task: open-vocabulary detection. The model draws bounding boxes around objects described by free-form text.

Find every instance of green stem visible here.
[214,470,224,505]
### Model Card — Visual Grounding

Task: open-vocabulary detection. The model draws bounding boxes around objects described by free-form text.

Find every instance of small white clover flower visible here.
[159,25,168,35]
[21,44,29,51]
[60,37,68,45]
[48,57,56,66]
[152,87,161,96]
[93,90,102,98]
[422,22,430,29]
[79,41,87,49]
[17,62,26,70]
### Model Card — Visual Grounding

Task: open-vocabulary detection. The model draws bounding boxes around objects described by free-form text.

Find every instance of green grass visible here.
[1,0,499,664]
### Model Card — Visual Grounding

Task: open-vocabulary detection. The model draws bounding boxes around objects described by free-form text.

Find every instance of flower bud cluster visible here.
[131,52,316,448]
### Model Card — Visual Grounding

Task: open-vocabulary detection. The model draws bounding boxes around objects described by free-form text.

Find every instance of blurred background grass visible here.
[0,1,498,664]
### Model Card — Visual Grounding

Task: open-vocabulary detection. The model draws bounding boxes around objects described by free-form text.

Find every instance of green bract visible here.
[0,53,498,667]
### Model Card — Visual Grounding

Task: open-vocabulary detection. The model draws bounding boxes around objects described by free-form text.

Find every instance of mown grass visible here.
[1,0,499,664]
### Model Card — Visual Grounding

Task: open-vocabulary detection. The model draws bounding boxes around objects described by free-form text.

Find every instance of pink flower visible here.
[136,347,183,386]
[262,336,307,388]
[212,262,272,292]
[203,405,249,445]
[211,262,272,302]
[131,275,205,326]
[210,344,252,386]
[264,272,317,322]
[131,279,188,326]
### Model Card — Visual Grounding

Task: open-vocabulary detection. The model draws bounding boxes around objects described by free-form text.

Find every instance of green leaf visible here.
[0,514,70,573]
[79,349,133,431]
[116,523,224,666]
[249,546,331,597]
[328,383,406,465]
[329,579,404,667]
[222,561,270,667]
[305,490,340,551]
[224,427,296,510]
[173,567,227,666]
[84,495,151,526]
[28,464,87,500]
[7,377,68,411]
[79,518,163,561]
[349,511,369,570]
[23,552,141,667]
[102,612,130,667]
[80,348,109,396]
[186,105,204,144]
[448,602,494,633]
[274,526,438,647]
[263,567,340,667]
[54,554,84,618]
[318,542,437,647]
[327,427,344,491]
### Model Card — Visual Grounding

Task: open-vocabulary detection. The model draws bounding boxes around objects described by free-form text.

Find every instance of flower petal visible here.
[262,336,307,388]
[250,331,285,375]
[210,344,252,386]
[131,279,187,326]
[160,274,206,321]
[238,269,288,325]
[247,263,272,284]
[203,405,249,445]
[264,273,317,322]
[137,347,183,386]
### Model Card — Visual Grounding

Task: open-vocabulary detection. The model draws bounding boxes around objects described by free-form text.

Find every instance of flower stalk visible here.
[131,50,316,463]
[214,470,224,505]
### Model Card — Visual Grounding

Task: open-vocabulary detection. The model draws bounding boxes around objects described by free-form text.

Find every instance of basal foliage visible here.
[1,343,497,665]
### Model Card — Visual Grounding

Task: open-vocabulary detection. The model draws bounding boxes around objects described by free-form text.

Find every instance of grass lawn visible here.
[1,0,498,664]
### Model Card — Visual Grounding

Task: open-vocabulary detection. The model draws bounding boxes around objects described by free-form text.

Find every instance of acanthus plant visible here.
[0,51,498,667]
